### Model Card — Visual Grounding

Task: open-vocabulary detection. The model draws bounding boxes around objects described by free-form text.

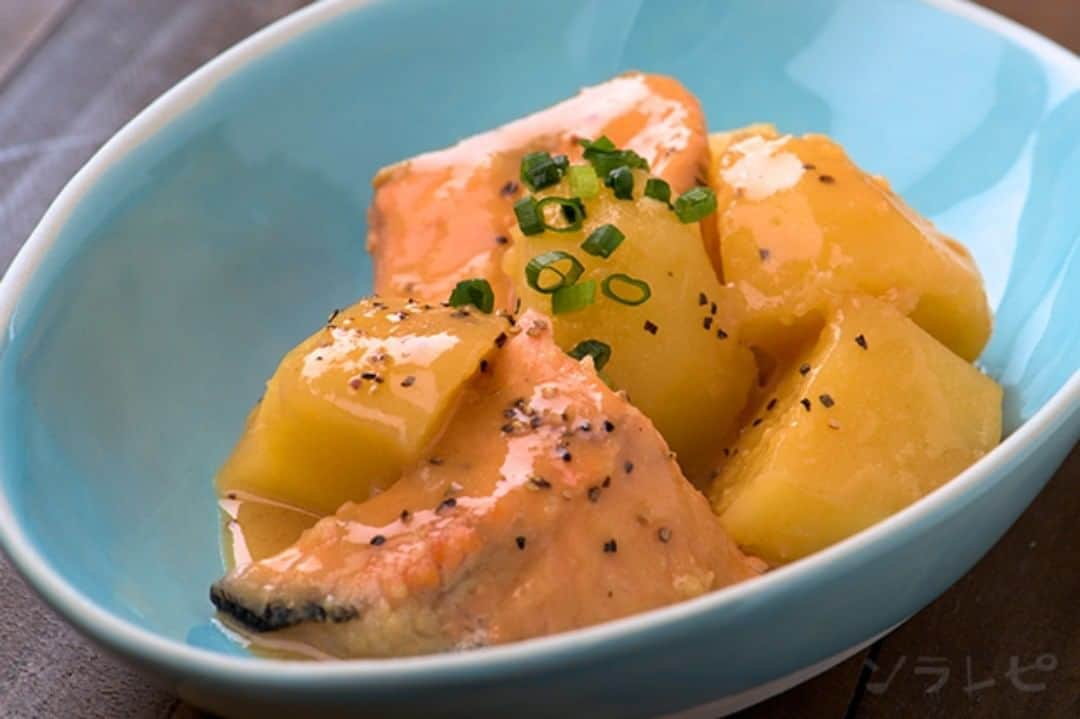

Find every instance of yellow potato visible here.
[504,172,757,483]
[709,295,1002,565]
[708,126,992,362]
[218,298,508,515]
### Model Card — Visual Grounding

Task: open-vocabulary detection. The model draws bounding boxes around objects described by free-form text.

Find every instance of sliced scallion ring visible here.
[537,196,586,233]
[568,339,612,370]
[514,196,544,235]
[601,273,652,306]
[673,186,717,223]
[581,224,625,258]
[447,278,495,313]
[552,279,597,314]
[525,251,585,294]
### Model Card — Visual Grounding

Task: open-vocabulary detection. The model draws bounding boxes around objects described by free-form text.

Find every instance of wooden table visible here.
[0,2,1075,717]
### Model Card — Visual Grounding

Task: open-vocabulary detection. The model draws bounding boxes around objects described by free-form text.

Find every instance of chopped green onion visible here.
[552,279,596,314]
[537,196,586,233]
[568,165,599,198]
[568,339,612,370]
[514,196,544,235]
[525,251,584,294]
[579,136,649,177]
[581,224,625,258]
[644,177,671,204]
[605,166,634,200]
[520,151,567,191]
[601,273,652,306]
[673,186,717,223]
[448,278,495,313]
[579,136,616,153]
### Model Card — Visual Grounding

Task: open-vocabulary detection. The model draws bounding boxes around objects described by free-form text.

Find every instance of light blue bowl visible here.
[0,1,1076,717]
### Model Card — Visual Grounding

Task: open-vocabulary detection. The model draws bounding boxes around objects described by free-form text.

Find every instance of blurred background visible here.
[0,2,1076,718]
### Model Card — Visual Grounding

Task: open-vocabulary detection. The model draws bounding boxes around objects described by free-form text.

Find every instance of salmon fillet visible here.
[367,73,711,309]
[211,311,759,657]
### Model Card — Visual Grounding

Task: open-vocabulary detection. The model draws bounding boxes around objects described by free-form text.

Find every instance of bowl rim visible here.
[0,0,1077,690]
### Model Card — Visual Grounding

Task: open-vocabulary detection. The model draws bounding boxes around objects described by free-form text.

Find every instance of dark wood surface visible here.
[0,2,1075,718]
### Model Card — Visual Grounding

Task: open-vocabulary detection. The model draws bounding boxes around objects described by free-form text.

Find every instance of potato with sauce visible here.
[218,298,508,515]
[503,158,756,483]
[709,295,1002,565]
[708,125,992,363]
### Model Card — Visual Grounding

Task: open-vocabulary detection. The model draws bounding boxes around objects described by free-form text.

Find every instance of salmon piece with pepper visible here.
[367,73,712,309]
[210,311,760,657]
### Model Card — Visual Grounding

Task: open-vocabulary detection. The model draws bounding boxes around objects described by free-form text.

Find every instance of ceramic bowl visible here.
[0,1,1076,717]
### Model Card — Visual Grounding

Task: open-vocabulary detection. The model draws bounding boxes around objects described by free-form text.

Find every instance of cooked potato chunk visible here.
[504,173,756,482]
[218,299,507,515]
[708,125,992,362]
[709,296,1002,565]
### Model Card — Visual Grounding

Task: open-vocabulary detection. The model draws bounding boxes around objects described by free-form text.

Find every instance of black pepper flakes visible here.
[587,486,602,503]
[716,328,728,340]
[361,371,377,380]
[803,162,817,170]
[479,359,489,373]
[658,527,672,543]
[766,398,778,411]
[370,534,386,546]
[602,476,611,488]
[495,235,509,245]
[515,536,526,550]
[400,509,411,523]
[698,292,708,306]
[500,180,519,197]
[759,248,770,261]
[529,476,552,490]
[643,320,659,335]
[494,332,508,348]
[799,363,811,375]
[577,421,592,432]
[604,420,615,433]
[429,457,444,466]
[561,451,573,463]
[819,174,836,184]
[752,418,763,427]
[436,497,457,513]
[710,302,717,315]
[819,393,835,408]
[800,398,812,411]
[603,539,618,554]
[624,461,634,474]
[703,316,713,330]
[855,334,868,350]
[327,308,341,324]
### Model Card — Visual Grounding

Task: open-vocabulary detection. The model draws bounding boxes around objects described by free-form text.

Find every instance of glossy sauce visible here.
[216,299,507,516]
[367,73,711,308]
[218,494,324,659]
[709,125,991,361]
[212,314,760,658]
